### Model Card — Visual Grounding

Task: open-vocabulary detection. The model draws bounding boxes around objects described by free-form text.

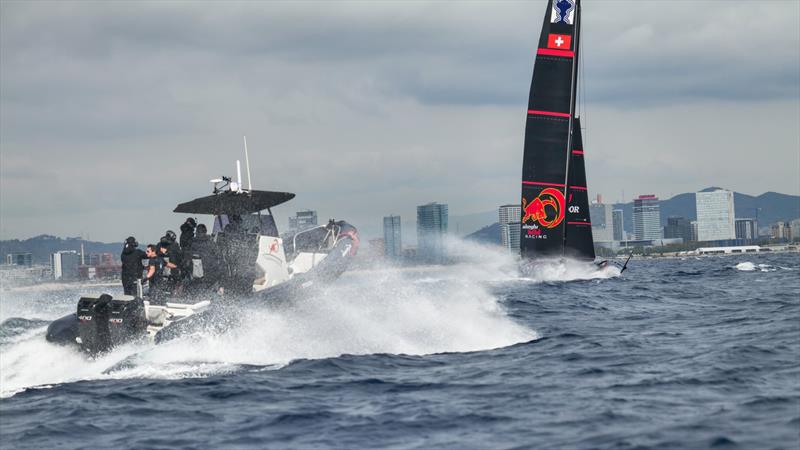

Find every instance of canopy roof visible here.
[173,190,295,215]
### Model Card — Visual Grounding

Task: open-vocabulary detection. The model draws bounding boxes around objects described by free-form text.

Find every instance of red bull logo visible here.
[522,187,565,229]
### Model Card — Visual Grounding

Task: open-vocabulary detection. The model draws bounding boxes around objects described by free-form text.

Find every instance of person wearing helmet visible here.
[179,218,197,251]
[179,218,197,279]
[120,236,146,296]
[163,230,183,280]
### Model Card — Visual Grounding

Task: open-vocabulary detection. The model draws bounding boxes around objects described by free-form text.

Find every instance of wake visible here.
[0,254,536,398]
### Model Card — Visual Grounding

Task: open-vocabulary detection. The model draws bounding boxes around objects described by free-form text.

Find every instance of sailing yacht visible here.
[519,0,599,265]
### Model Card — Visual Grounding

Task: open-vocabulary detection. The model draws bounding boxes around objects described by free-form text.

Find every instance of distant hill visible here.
[0,235,120,265]
[465,223,502,245]
[451,210,497,237]
[613,189,800,233]
[465,189,800,243]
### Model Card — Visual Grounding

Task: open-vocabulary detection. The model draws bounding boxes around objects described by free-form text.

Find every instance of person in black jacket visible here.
[179,218,196,252]
[190,224,222,286]
[120,236,146,296]
[179,218,197,278]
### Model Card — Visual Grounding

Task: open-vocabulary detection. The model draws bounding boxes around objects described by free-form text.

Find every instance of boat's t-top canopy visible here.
[173,190,295,215]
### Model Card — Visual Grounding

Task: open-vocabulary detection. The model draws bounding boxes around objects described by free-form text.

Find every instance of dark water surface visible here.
[1,253,798,449]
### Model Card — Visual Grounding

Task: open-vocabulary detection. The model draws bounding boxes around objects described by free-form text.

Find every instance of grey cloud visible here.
[1,1,798,241]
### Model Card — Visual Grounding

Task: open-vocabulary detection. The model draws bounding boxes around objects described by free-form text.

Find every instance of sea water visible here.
[0,247,797,449]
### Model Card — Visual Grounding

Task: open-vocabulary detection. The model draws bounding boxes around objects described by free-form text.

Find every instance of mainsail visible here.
[520,0,594,261]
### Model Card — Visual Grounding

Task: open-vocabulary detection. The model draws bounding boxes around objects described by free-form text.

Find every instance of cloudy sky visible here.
[1,0,798,243]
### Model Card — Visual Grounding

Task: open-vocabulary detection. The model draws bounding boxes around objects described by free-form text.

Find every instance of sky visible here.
[1,0,798,243]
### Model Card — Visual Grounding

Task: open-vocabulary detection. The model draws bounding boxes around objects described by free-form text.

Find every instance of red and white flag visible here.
[547,34,571,49]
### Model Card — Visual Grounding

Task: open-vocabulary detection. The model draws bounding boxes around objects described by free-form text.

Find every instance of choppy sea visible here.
[0,248,798,449]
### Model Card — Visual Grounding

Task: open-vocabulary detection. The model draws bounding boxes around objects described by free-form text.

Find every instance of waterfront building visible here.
[289,210,318,232]
[612,210,624,241]
[368,238,386,259]
[383,215,402,259]
[695,189,736,242]
[51,251,80,281]
[633,195,661,240]
[498,204,521,252]
[771,221,790,240]
[734,218,758,242]
[589,195,614,242]
[664,216,693,242]
[417,202,448,263]
[791,219,800,242]
[6,253,32,267]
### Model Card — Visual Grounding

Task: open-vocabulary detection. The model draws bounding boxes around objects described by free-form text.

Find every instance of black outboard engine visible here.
[77,294,114,354]
[108,298,147,346]
[76,295,147,354]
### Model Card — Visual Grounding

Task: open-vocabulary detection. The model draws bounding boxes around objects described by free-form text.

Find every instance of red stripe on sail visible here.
[572,150,584,155]
[570,185,588,191]
[537,48,574,58]
[522,181,565,187]
[527,109,570,118]
[567,222,591,226]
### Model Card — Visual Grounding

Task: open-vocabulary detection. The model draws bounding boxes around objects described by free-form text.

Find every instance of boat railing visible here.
[292,224,340,255]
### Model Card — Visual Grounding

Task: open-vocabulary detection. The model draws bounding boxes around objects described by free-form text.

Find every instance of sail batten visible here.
[520,0,594,261]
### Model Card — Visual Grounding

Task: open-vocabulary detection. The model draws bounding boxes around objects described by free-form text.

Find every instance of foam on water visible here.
[521,258,621,283]
[735,261,777,272]
[0,253,537,398]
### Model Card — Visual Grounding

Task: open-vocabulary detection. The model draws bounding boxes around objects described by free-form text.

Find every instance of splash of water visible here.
[735,262,776,272]
[0,258,537,398]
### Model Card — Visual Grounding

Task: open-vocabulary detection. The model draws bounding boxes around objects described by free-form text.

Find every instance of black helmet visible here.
[196,224,207,234]
[125,236,138,248]
[165,230,177,242]
[185,218,197,228]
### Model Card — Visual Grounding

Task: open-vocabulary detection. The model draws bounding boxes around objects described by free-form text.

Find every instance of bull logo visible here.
[522,187,565,228]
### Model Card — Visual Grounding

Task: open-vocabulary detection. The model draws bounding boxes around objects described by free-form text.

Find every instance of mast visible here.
[560,0,581,255]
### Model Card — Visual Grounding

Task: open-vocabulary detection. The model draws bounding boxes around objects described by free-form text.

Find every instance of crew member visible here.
[179,218,196,252]
[120,236,147,295]
[143,244,164,300]
[163,230,183,279]
[191,224,222,286]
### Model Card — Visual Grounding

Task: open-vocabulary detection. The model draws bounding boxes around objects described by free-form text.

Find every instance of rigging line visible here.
[579,15,587,151]
[561,1,581,256]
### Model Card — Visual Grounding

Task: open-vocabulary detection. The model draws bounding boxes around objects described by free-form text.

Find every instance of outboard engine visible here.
[76,294,147,354]
[108,297,147,346]
[77,294,114,354]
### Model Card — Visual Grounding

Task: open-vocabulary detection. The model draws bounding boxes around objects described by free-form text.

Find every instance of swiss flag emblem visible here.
[547,34,572,49]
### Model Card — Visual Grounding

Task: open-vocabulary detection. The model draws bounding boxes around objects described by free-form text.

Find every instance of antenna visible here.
[243,136,253,191]
[235,160,242,192]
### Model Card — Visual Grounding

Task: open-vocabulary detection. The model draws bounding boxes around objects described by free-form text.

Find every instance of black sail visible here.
[563,117,595,260]
[520,0,582,259]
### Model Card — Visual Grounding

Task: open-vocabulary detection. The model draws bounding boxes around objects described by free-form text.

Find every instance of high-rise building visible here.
[417,202,448,263]
[664,216,693,242]
[771,221,790,240]
[735,218,758,242]
[6,253,32,267]
[289,210,318,232]
[695,189,735,242]
[383,215,402,259]
[612,210,624,241]
[791,219,800,242]
[51,251,80,281]
[589,195,614,242]
[633,195,661,240]
[498,204,521,252]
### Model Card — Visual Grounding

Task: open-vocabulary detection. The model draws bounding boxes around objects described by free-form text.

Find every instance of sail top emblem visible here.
[550,0,575,25]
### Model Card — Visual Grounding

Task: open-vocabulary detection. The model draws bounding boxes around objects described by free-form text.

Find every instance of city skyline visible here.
[1,1,798,242]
